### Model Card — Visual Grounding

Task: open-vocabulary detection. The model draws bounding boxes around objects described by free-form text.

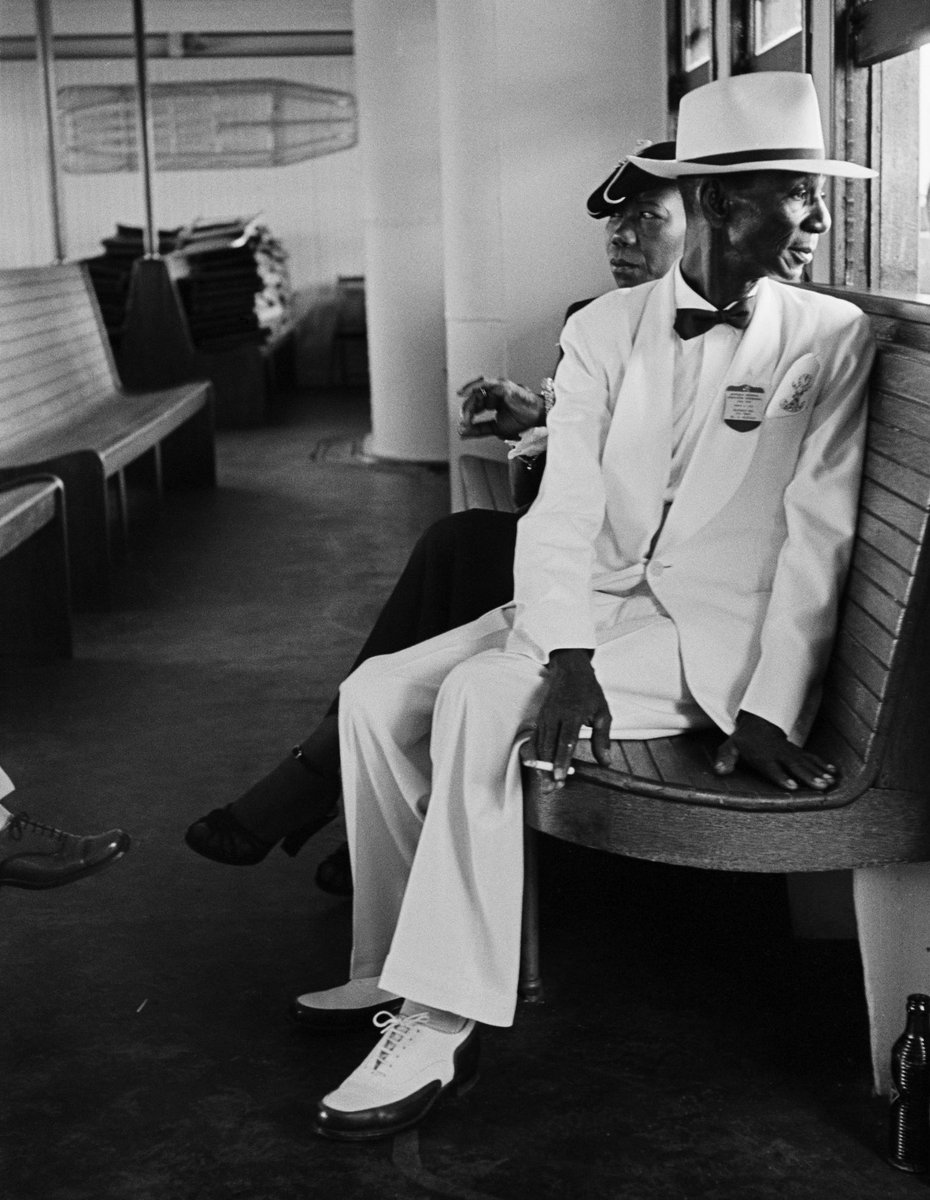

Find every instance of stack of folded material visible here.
[84,224,182,348]
[83,216,291,354]
[173,215,292,351]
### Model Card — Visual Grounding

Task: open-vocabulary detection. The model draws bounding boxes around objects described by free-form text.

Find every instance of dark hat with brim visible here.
[586,141,677,219]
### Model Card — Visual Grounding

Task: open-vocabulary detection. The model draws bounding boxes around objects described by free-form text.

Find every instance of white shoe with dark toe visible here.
[314,1011,480,1141]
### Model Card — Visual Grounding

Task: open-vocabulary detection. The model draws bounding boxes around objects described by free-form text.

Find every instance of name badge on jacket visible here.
[723,383,767,432]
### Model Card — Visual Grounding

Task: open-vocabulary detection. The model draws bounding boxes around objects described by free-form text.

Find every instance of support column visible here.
[436,2,506,508]
[435,0,666,507]
[352,0,447,462]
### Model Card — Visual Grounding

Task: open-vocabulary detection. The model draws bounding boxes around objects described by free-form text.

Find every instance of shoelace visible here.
[5,812,66,843]
[371,1010,429,1072]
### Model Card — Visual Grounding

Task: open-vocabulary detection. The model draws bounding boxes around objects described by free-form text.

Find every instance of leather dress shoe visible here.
[314,1011,480,1141]
[0,813,130,890]
[292,978,402,1032]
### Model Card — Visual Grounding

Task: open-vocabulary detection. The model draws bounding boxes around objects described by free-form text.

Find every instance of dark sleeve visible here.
[510,452,546,516]
[509,297,597,515]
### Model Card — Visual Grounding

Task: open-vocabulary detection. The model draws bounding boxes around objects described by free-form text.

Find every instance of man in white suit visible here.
[310,72,877,1142]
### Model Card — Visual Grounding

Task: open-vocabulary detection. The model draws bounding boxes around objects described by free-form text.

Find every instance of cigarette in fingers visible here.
[522,759,576,775]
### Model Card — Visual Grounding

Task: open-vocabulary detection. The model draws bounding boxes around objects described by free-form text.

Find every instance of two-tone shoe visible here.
[314,1011,480,1141]
[291,977,402,1032]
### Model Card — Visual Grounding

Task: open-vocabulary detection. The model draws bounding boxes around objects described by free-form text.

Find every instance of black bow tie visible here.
[673,299,755,340]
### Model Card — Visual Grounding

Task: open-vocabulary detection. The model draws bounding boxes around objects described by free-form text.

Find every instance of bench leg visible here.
[519,824,544,1004]
[28,487,73,656]
[113,471,130,559]
[53,457,112,611]
[0,501,73,659]
[160,402,217,490]
[853,863,930,1095]
[152,444,164,502]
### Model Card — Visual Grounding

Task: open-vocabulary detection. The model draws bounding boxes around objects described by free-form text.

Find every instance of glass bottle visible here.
[889,993,930,1172]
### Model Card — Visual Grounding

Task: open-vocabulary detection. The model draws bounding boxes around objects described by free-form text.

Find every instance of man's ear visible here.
[698,178,731,228]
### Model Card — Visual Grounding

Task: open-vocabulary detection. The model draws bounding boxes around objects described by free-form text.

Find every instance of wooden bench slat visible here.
[872,350,930,410]
[849,540,913,603]
[0,342,112,396]
[854,508,924,576]
[864,447,930,509]
[858,477,928,542]
[841,597,896,668]
[845,566,908,640]
[829,625,894,701]
[868,422,930,478]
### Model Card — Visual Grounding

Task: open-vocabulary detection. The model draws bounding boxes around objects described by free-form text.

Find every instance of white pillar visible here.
[352,0,447,462]
[435,0,667,507]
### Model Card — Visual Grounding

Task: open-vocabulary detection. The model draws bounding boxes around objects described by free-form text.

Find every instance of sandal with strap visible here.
[185,746,339,866]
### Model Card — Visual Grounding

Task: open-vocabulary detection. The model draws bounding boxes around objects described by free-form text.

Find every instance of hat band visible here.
[684,146,825,166]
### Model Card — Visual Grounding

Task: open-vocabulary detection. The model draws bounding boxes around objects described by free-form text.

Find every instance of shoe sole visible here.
[0,832,131,890]
[313,1069,480,1142]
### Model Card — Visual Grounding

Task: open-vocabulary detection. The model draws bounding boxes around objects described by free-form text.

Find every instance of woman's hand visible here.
[457,376,546,440]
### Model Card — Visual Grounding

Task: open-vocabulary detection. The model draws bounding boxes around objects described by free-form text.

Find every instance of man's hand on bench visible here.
[714,710,838,792]
[522,648,613,794]
[457,376,546,441]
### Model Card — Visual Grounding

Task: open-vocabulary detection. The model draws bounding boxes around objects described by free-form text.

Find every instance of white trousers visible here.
[338,594,708,1027]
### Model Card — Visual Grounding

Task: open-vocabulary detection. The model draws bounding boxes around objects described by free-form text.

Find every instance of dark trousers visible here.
[327,508,519,716]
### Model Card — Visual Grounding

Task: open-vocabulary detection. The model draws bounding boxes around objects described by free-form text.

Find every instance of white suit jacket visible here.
[509,267,875,741]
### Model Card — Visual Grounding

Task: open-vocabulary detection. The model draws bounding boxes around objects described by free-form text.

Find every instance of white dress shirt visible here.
[668,268,758,500]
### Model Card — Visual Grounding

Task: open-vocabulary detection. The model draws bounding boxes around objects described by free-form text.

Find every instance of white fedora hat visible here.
[630,72,875,180]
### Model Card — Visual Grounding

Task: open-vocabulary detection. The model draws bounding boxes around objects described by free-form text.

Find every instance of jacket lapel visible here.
[655,277,784,551]
[602,272,676,554]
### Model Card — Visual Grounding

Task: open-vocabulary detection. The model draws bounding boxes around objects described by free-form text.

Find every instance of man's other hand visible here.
[714,710,838,792]
[522,648,613,793]
[457,376,546,440]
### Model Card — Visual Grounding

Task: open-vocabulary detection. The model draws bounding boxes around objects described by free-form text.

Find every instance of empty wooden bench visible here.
[0,263,216,608]
[515,286,930,1094]
[0,476,72,657]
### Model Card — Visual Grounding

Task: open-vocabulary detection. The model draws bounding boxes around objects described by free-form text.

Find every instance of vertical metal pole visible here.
[34,0,65,262]
[131,0,158,257]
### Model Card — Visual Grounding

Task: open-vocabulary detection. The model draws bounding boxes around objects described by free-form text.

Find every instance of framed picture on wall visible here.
[753,0,803,57]
[682,0,712,71]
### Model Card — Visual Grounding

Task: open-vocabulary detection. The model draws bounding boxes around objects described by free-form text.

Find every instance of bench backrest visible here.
[807,287,930,794]
[0,264,120,453]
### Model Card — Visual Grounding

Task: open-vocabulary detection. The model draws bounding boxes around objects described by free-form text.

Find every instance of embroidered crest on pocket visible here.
[780,371,814,413]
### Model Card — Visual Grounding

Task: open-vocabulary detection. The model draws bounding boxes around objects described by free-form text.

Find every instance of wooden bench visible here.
[513,286,930,1094]
[0,476,72,657]
[0,263,216,608]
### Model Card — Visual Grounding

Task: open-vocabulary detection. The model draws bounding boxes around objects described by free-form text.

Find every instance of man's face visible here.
[604,185,686,288]
[720,171,831,282]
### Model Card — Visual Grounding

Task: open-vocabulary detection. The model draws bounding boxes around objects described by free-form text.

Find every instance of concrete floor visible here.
[0,389,925,1199]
